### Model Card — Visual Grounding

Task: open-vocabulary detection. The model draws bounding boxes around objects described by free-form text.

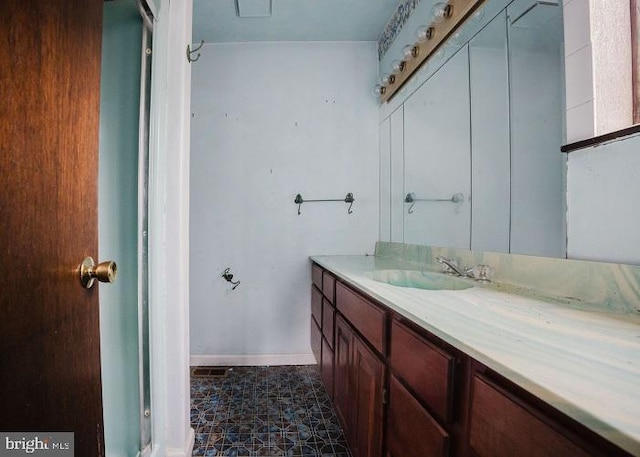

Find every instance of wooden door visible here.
[0,1,105,456]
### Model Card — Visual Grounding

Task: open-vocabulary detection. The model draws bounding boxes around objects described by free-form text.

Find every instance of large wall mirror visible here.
[380,0,566,258]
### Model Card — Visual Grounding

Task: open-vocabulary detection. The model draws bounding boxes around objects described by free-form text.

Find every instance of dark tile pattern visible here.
[191,365,353,457]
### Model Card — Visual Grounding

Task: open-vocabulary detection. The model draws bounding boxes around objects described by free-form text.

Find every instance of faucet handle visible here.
[467,264,494,283]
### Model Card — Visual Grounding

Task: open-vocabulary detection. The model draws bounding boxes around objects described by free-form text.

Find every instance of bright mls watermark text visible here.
[0,433,73,456]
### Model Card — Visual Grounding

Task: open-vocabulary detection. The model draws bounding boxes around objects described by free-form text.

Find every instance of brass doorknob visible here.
[79,256,117,289]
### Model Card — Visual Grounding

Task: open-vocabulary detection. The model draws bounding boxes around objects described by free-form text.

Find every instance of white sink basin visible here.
[370,269,474,291]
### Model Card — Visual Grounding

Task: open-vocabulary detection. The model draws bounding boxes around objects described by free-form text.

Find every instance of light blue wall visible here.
[189,42,379,362]
[567,133,640,265]
[98,1,142,455]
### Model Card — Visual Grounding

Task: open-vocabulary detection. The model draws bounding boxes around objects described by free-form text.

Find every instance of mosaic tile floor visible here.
[191,365,353,457]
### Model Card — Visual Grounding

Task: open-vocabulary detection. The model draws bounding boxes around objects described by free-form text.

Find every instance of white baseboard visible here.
[165,427,195,457]
[190,353,317,367]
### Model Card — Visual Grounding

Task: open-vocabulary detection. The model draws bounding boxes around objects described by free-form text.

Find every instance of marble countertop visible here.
[310,254,640,456]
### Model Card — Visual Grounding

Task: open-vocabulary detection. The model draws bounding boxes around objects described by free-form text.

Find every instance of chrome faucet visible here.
[436,256,467,277]
[436,256,494,283]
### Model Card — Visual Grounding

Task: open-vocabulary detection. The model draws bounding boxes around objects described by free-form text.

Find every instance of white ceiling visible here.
[192,0,400,43]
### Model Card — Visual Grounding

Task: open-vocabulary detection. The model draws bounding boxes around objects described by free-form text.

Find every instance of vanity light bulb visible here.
[416,25,428,42]
[391,60,405,74]
[381,74,395,86]
[373,84,386,97]
[431,2,453,23]
[402,44,418,60]
[415,25,433,43]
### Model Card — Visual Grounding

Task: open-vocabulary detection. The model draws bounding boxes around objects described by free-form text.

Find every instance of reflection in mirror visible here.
[507,0,565,257]
[469,10,510,253]
[403,47,471,249]
[392,0,565,258]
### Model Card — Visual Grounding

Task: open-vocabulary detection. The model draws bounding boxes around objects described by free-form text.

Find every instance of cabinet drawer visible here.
[311,286,322,327]
[312,263,323,289]
[387,375,450,457]
[322,272,336,304]
[390,319,454,424]
[311,319,322,364]
[311,263,323,290]
[322,299,335,349]
[321,337,334,400]
[336,282,386,354]
[469,375,590,457]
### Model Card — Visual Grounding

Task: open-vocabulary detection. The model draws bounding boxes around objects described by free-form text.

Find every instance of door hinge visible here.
[382,388,388,405]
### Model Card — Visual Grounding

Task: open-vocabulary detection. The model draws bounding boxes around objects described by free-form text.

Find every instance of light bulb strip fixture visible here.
[379,0,485,103]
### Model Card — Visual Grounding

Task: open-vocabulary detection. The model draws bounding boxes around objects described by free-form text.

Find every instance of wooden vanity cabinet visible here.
[310,262,634,457]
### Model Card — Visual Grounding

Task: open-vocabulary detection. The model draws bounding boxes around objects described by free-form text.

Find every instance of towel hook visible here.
[295,193,304,215]
[404,192,416,214]
[345,192,354,214]
[187,40,204,63]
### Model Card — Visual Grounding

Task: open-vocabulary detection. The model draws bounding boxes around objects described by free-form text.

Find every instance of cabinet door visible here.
[352,336,385,457]
[321,336,335,400]
[310,318,322,365]
[387,375,450,457]
[469,374,590,457]
[334,315,353,434]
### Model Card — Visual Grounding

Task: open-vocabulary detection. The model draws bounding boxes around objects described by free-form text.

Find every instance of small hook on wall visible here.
[187,40,204,63]
[345,192,354,214]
